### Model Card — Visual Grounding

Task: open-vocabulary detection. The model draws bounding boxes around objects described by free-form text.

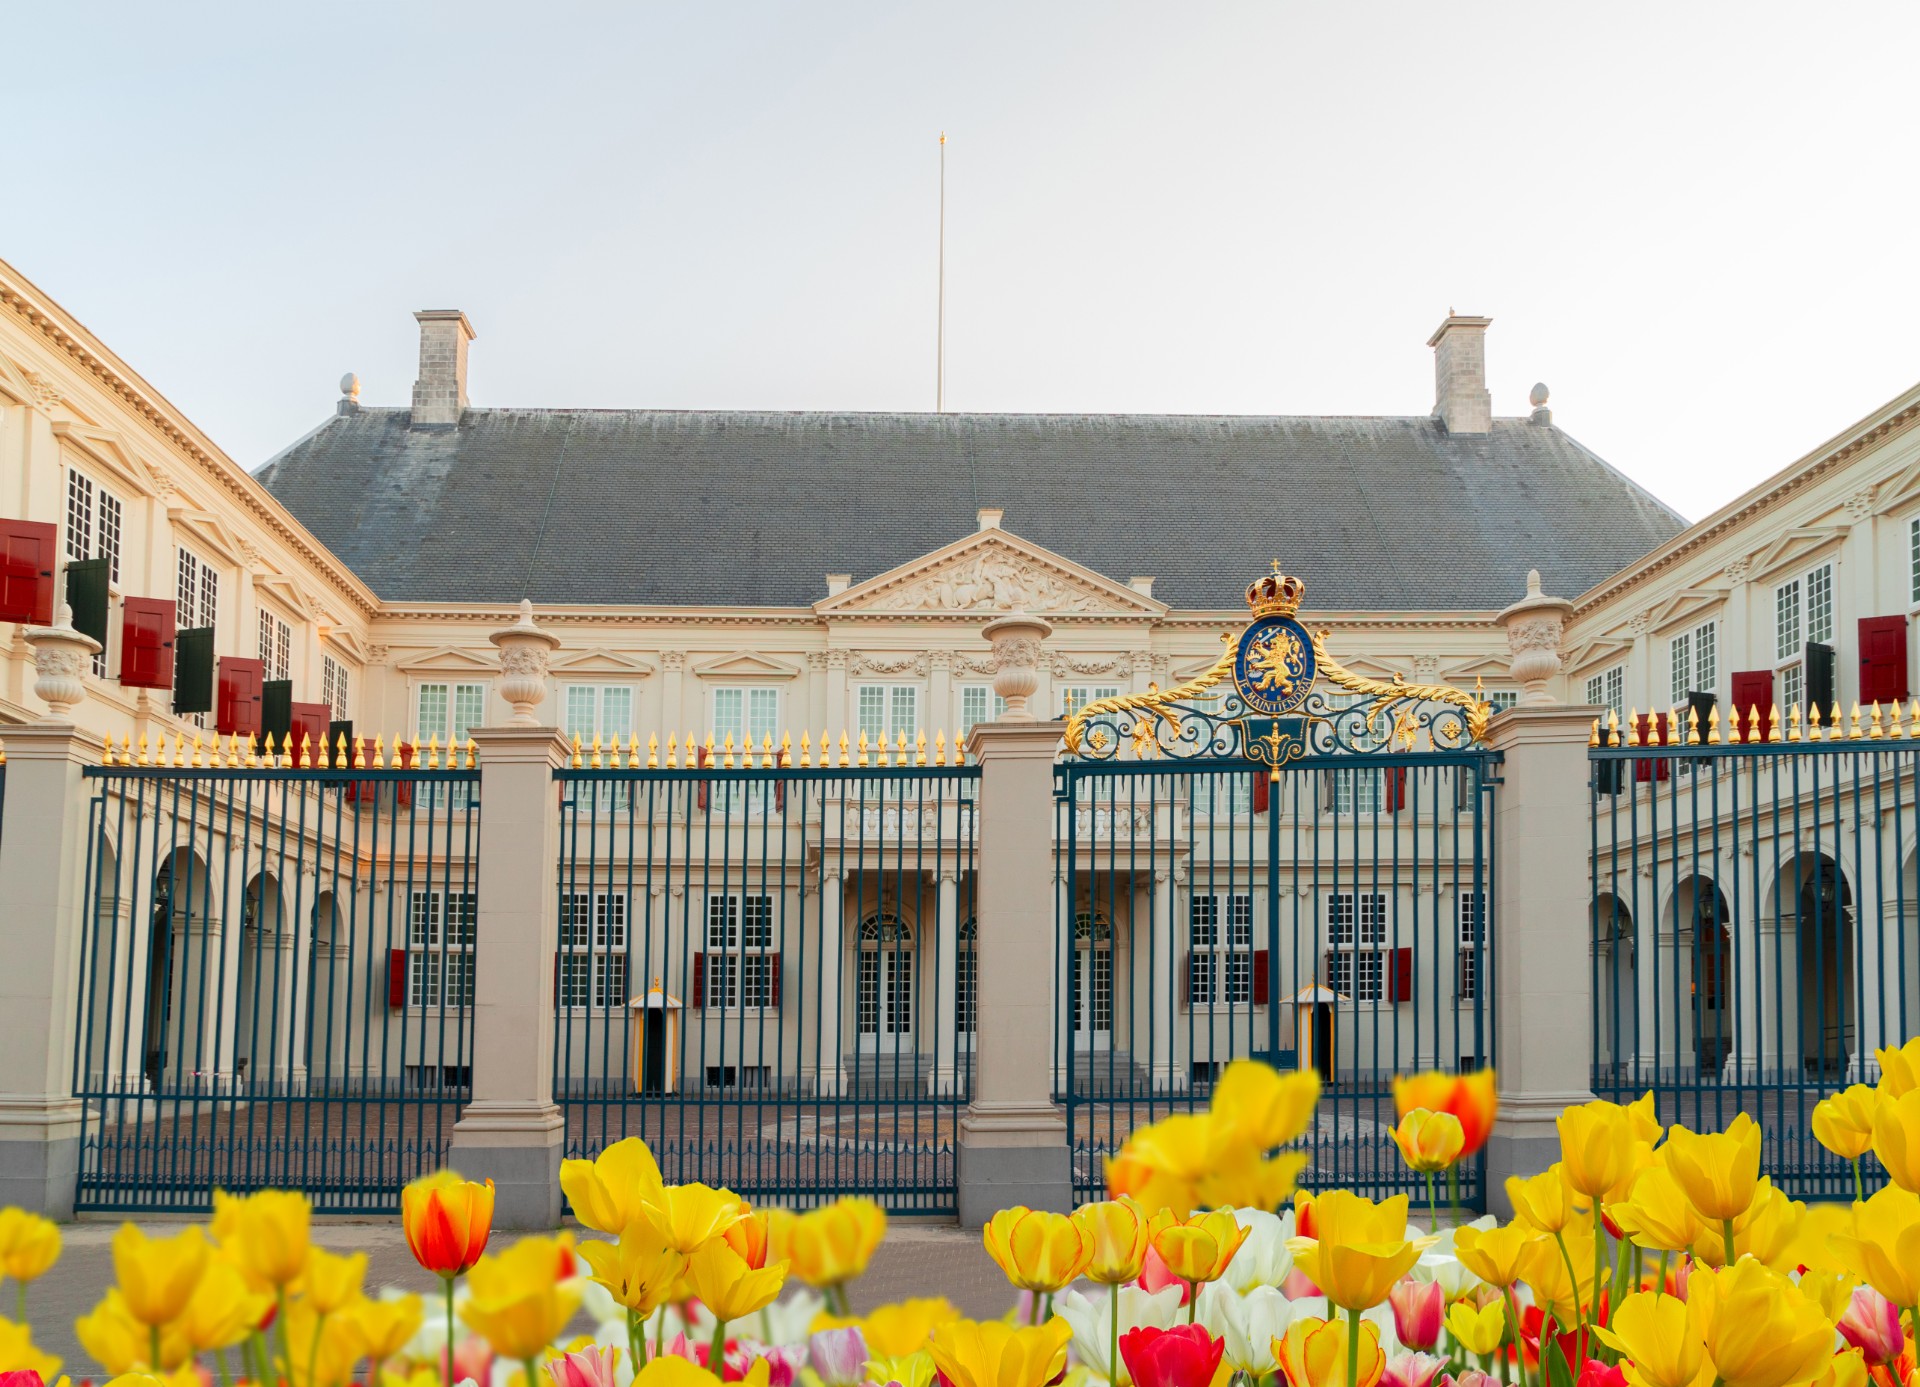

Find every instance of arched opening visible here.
[146,848,212,1090]
[306,891,342,1082]
[1070,911,1113,1050]
[955,916,977,1044]
[855,912,913,1052]
[1791,856,1853,1077]
[83,839,121,1089]
[1591,894,1635,1078]
[1679,878,1732,1076]
[236,874,285,1086]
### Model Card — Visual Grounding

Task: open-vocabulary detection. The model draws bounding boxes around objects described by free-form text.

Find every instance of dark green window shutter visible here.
[65,558,110,648]
[173,627,215,714]
[1806,642,1837,715]
[262,680,294,745]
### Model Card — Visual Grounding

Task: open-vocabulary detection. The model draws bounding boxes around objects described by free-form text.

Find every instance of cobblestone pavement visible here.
[26,1220,1007,1371]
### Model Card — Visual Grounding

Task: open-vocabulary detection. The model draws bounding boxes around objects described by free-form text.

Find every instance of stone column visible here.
[661,652,687,738]
[1485,573,1600,1215]
[1151,866,1181,1088]
[930,866,959,1094]
[958,611,1071,1225]
[928,651,954,748]
[825,651,850,741]
[815,870,844,1097]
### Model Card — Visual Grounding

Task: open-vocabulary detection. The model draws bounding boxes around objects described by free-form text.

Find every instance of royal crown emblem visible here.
[1234,564,1316,717]
[1245,564,1306,619]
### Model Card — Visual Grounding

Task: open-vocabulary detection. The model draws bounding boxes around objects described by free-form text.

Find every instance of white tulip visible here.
[1219,1208,1295,1292]
[1056,1283,1185,1382]
[1195,1282,1296,1375]
[1409,1214,1498,1297]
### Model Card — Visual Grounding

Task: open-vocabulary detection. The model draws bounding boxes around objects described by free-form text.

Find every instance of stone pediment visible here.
[691,651,802,681]
[817,529,1165,620]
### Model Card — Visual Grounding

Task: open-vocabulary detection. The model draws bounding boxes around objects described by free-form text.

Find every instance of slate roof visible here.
[255,409,1687,611]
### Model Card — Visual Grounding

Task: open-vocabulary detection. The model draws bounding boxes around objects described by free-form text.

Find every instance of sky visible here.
[7,4,1920,522]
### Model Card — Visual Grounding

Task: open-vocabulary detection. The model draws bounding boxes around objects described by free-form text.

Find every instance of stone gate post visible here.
[1485,572,1603,1214]
[958,612,1073,1225]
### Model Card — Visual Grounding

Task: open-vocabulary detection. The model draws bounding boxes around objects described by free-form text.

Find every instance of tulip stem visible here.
[1346,1305,1362,1387]
[12,1282,21,1322]
[1042,1291,1054,1324]
[655,1305,668,1361]
[1109,1281,1120,1387]
[1505,1287,1527,1387]
[277,1287,293,1382]
[712,1315,729,1375]
[308,1309,329,1387]
[1852,1156,1864,1202]
[1720,1217,1736,1266]
[444,1273,458,1387]
[1426,1170,1439,1230]
[525,1357,539,1387]
[1550,1230,1585,1342]
[150,1325,162,1374]
[1654,1250,1668,1299]
[1449,1164,1462,1229]
[1187,1281,1198,1325]
[216,1346,232,1387]
[1590,1203,1606,1351]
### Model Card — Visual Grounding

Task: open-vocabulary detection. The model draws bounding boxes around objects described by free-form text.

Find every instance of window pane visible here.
[565,687,597,738]
[1694,621,1715,691]
[714,689,742,741]
[1190,896,1219,946]
[748,689,778,745]
[453,685,486,741]
[1670,632,1691,705]
[891,686,918,740]
[418,685,450,742]
[1806,565,1834,645]
[602,687,634,738]
[858,686,886,739]
[1776,583,1801,661]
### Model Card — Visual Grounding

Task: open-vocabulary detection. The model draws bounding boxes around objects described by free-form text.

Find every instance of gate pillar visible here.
[1485,703,1603,1214]
[959,716,1073,1225]
[0,725,99,1217]
[452,725,571,1228]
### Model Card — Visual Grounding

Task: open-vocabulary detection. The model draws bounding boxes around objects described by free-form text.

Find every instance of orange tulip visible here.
[402,1169,496,1276]
[1392,1070,1497,1157]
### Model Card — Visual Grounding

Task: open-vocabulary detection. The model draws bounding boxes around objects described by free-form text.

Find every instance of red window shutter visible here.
[1252,948,1270,1006]
[1729,670,1775,739]
[120,598,177,689]
[697,745,711,812]
[692,951,706,1009]
[1860,616,1911,706]
[1388,947,1414,1003]
[216,657,265,737]
[395,742,416,808]
[1385,766,1408,814]
[291,703,332,766]
[388,949,408,1008]
[770,950,782,1008]
[0,519,57,625]
[1251,770,1270,815]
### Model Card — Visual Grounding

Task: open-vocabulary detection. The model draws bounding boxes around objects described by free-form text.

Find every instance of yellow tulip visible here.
[1873,1088,1920,1193]
[1592,1292,1704,1387]
[1287,1191,1428,1311]
[1211,1060,1321,1151]
[460,1233,583,1361]
[1519,1221,1595,1325]
[345,1294,425,1363]
[1813,1086,1879,1162]
[929,1317,1071,1387]
[1070,1199,1157,1285]
[177,1255,272,1352]
[1271,1316,1386,1387]
[211,1187,311,1289]
[1829,1185,1920,1308]
[297,1245,368,1314]
[560,1137,666,1235]
[112,1223,209,1327]
[281,1298,365,1387]
[1624,1091,1663,1145]
[1391,1110,1465,1174]
[0,1313,60,1379]
[1445,1299,1507,1357]
[643,1182,748,1253]
[787,1197,887,1289]
[1393,1069,1498,1157]
[1664,1114,1762,1223]
[1692,1178,1802,1272]
[983,1207,1094,1293]
[1608,1156,1706,1253]
[401,1169,495,1277]
[865,1351,939,1387]
[1787,1199,1855,1280]
[76,1288,193,1372]
[1815,1350,1870,1387]
[1557,1099,1640,1199]
[1690,1259,1836,1387]
[1106,1112,1226,1218]
[577,1222,687,1315]
[1200,1150,1310,1214]
[1877,1038,1920,1098]
[1452,1222,1539,1288]
[1505,1165,1587,1235]
[860,1298,961,1357]
[685,1237,788,1322]
[1150,1207,1250,1288]
[0,1208,61,1284]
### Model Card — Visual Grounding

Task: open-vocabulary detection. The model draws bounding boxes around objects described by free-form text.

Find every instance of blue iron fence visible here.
[1055,751,1497,1207]
[554,750,979,1214]
[74,747,479,1212]
[1590,720,1919,1198]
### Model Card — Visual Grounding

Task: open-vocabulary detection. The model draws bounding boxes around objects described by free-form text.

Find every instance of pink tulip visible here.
[1450,1372,1503,1387]
[1838,1285,1906,1365]
[1575,1359,1626,1387]
[731,1345,802,1387]
[548,1345,618,1387]
[809,1327,870,1387]
[1388,1279,1445,1350]
[1382,1353,1448,1387]
[447,1337,494,1386]
[1138,1246,1189,1303]
[1281,1268,1322,1299]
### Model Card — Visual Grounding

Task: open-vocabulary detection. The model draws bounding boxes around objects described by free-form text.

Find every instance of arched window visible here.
[856,913,913,1037]
[956,917,978,1035]
[1070,911,1113,1039]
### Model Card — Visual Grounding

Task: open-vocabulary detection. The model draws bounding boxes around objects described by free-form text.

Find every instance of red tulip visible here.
[1136,1245,1189,1303]
[1119,1324,1224,1387]
[1574,1360,1626,1387]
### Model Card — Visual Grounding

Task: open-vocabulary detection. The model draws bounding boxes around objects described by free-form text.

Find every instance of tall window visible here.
[1326,694,1386,813]
[1910,517,1920,605]
[1668,619,1716,706]
[417,682,486,807]
[1189,894,1253,1005]
[564,685,636,749]
[955,917,978,1035]
[958,685,1007,737]
[856,913,911,1036]
[1060,685,1120,718]
[1585,666,1625,722]
[1070,911,1114,1035]
[257,610,292,682]
[65,470,123,584]
[558,892,628,1009]
[1782,663,1805,722]
[706,894,775,1009]
[321,656,349,720]
[856,684,919,756]
[1456,890,1485,1000]
[1325,891,1387,1002]
[1774,562,1833,718]
[1484,690,1519,712]
[711,687,779,811]
[176,549,219,726]
[408,890,477,1008]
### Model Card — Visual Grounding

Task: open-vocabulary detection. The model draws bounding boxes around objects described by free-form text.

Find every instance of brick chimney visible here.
[1427,313,1492,435]
[410,310,475,427]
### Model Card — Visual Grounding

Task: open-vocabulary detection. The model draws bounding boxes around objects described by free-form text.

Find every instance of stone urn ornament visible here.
[489,598,560,726]
[24,603,102,720]
[1496,569,1575,707]
[982,611,1052,722]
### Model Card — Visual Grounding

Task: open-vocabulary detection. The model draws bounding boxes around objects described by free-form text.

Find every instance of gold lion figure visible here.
[1249,626,1306,698]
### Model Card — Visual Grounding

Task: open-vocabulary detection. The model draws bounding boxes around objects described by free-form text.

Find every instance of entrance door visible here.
[856,913,914,1052]
[1070,912,1113,1050]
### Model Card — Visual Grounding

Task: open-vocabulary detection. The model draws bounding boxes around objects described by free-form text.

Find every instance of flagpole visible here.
[936,131,946,413]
